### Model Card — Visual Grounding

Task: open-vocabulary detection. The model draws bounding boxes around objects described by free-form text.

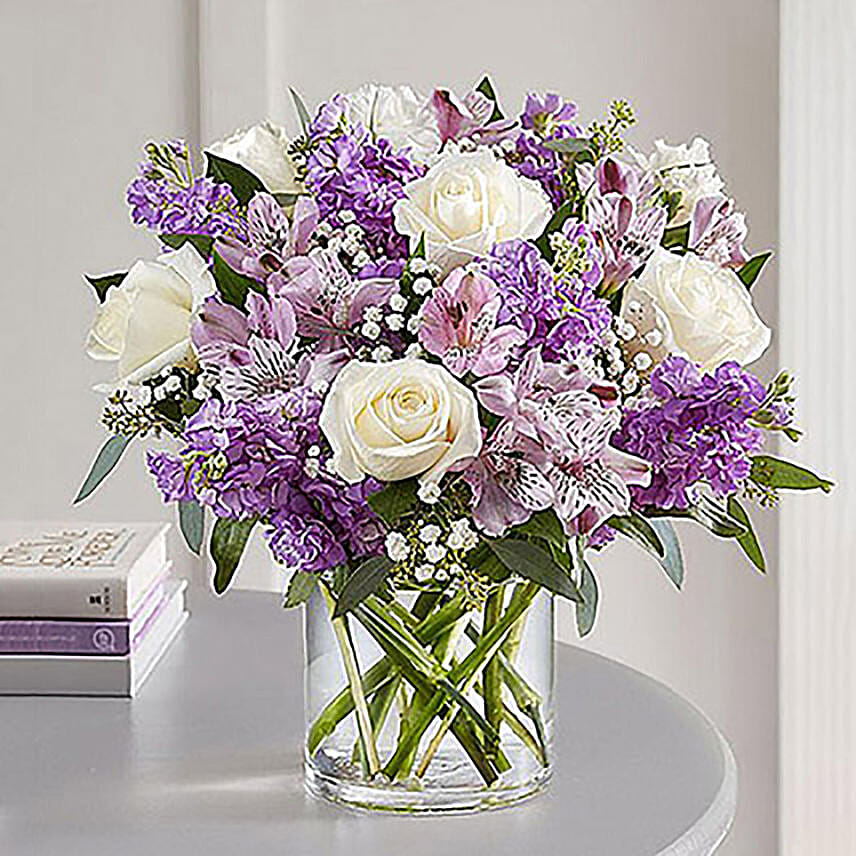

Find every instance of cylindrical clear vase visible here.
[303,582,554,813]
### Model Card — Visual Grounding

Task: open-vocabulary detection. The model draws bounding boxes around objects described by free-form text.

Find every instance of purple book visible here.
[0,571,170,656]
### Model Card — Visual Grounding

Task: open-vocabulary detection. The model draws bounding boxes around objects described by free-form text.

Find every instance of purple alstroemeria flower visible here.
[276,248,398,351]
[521,92,578,139]
[475,347,618,440]
[431,88,518,145]
[215,193,318,290]
[419,268,526,377]
[539,391,652,535]
[465,423,554,537]
[688,195,750,268]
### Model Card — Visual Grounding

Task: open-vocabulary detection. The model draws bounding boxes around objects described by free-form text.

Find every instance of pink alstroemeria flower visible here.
[420,268,525,377]
[431,88,518,145]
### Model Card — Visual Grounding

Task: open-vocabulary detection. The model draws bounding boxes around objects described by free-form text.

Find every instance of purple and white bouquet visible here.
[77,78,830,804]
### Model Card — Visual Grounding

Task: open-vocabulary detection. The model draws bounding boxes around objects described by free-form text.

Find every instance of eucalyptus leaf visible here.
[750,455,833,493]
[283,570,317,608]
[488,539,582,602]
[210,517,257,595]
[178,500,204,556]
[727,497,766,573]
[474,74,504,122]
[204,151,266,205]
[212,250,265,309]
[159,233,214,258]
[541,137,593,155]
[289,87,312,132]
[648,518,684,589]
[574,548,599,638]
[334,556,396,618]
[84,271,126,303]
[607,512,665,557]
[737,252,773,289]
[516,509,566,550]
[74,434,132,503]
[367,479,419,527]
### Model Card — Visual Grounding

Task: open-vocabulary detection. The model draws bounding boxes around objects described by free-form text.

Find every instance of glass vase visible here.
[303,580,554,813]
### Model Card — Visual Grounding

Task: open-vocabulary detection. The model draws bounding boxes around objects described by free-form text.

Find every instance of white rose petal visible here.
[623,247,771,370]
[393,149,553,273]
[319,357,482,486]
[86,243,214,388]
[206,120,301,195]
[342,83,441,162]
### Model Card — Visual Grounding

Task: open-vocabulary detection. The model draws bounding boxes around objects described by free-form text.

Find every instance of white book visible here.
[0,580,188,697]
[0,521,169,618]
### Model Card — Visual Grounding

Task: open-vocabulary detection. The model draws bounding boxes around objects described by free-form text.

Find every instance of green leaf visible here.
[541,137,593,155]
[159,233,214,258]
[210,517,257,595]
[662,223,690,251]
[367,479,419,527]
[515,509,567,551]
[648,519,684,589]
[750,455,833,493]
[727,497,766,573]
[607,512,665,557]
[535,201,575,260]
[334,556,395,617]
[204,151,266,205]
[212,250,265,309]
[84,271,126,303]
[688,495,748,538]
[574,546,599,638]
[474,75,504,122]
[272,192,302,208]
[737,252,773,289]
[289,87,312,133]
[178,500,204,556]
[487,539,583,602]
[74,434,132,503]
[283,570,317,608]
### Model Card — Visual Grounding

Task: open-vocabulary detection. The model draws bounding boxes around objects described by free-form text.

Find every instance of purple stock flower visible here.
[419,268,525,377]
[146,450,195,503]
[127,140,245,241]
[689,195,750,268]
[504,132,568,208]
[614,356,767,510]
[304,115,423,260]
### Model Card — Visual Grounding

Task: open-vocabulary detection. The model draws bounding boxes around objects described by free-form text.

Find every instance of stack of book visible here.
[0,522,187,697]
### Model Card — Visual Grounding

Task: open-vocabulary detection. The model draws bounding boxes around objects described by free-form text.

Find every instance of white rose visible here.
[320,357,482,485]
[206,120,301,195]
[86,244,214,386]
[632,137,724,226]
[623,247,771,370]
[393,148,552,272]
[342,83,440,163]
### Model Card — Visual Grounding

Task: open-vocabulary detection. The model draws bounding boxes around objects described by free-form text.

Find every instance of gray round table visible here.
[0,585,736,855]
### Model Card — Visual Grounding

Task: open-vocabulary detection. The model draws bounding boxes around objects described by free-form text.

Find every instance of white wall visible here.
[0,1,780,853]
[780,2,856,853]
[0,0,200,574]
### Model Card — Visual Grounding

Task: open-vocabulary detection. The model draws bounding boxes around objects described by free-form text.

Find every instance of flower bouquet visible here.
[77,77,832,812]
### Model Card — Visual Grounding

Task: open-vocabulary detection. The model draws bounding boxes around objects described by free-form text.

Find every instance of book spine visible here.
[0,620,131,655]
[0,574,130,619]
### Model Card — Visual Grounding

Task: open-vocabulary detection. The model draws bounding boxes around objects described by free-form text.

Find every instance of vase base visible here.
[304,758,552,814]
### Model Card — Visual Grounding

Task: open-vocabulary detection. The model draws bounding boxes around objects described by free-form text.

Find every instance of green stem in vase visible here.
[482,588,505,762]
[385,582,540,781]
[352,672,402,766]
[306,595,469,755]
[352,605,501,785]
[320,586,381,778]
